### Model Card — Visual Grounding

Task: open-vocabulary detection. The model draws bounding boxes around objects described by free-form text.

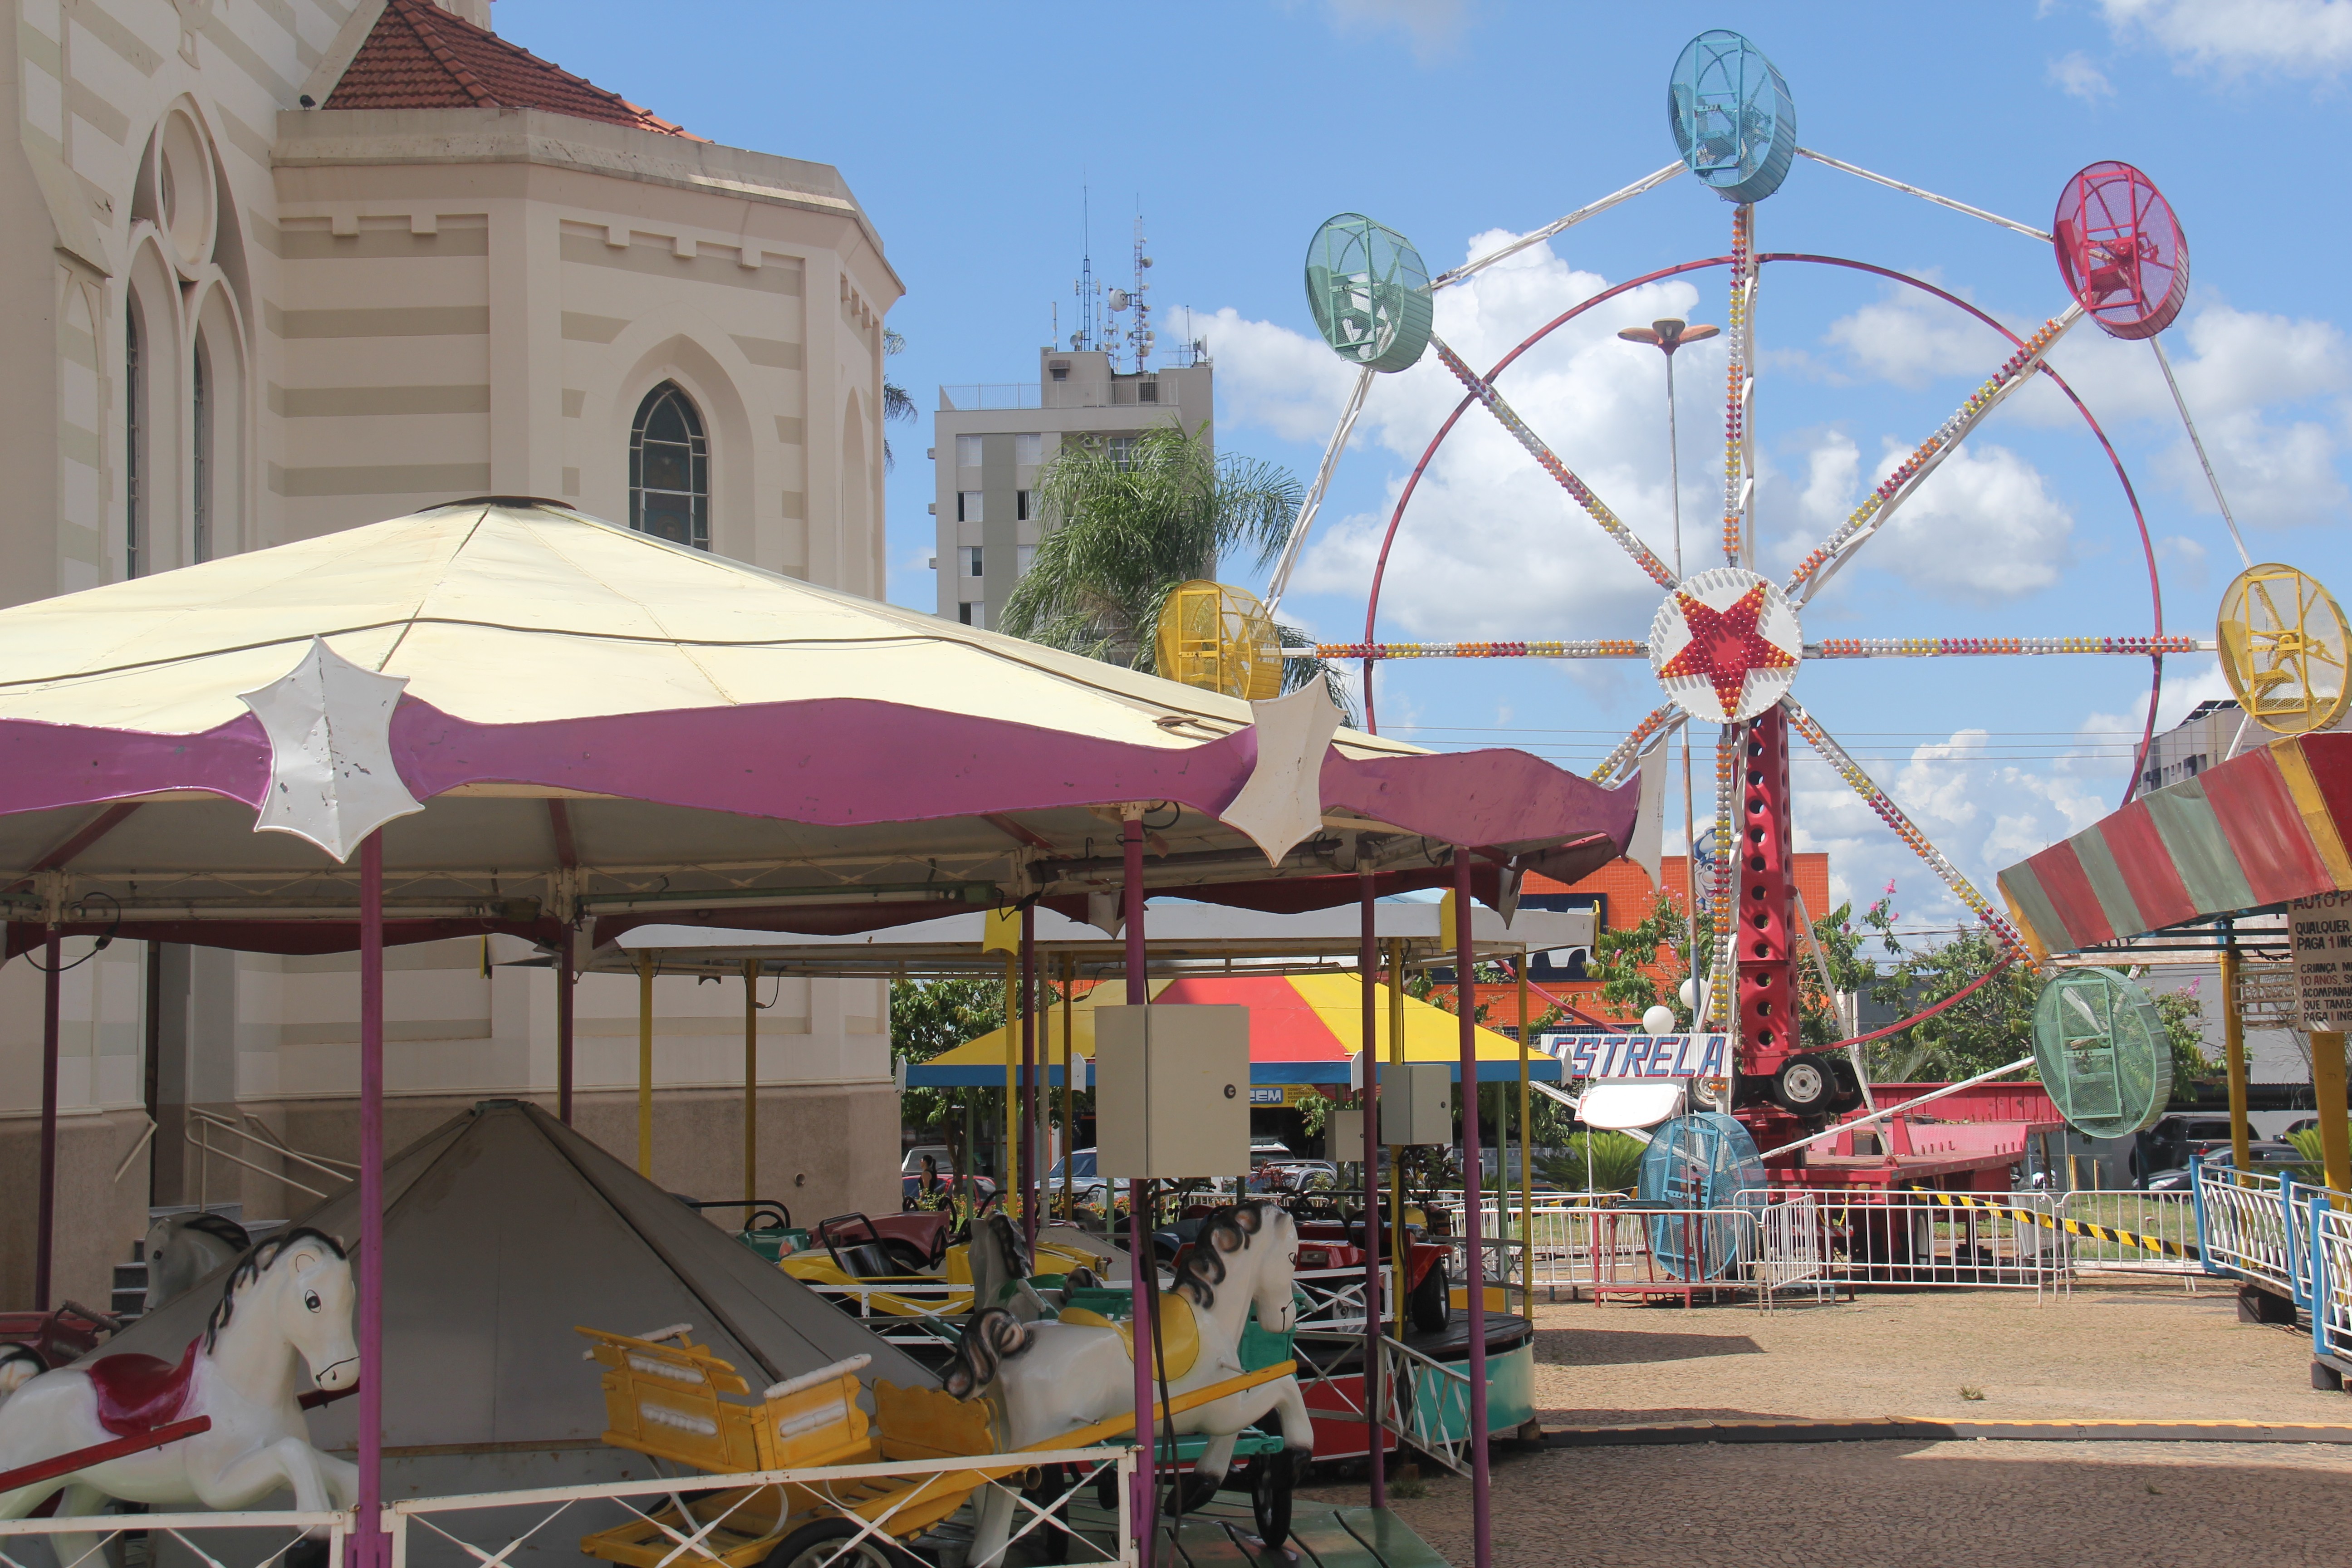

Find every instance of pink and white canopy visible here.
[0,500,1638,954]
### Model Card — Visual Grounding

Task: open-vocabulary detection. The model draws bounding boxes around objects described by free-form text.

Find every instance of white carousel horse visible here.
[946,1200,1313,1566]
[964,1213,1053,1323]
[0,1227,360,1568]
[143,1212,253,1314]
[0,1343,44,1401]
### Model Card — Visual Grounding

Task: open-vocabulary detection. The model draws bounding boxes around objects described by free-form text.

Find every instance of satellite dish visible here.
[2052,162,2189,341]
[1637,1112,1764,1280]
[1668,30,1797,205]
[1152,580,1284,701]
[2031,968,2171,1141]
[1303,214,1432,373]
[2216,563,2352,737]
[1107,288,1130,312]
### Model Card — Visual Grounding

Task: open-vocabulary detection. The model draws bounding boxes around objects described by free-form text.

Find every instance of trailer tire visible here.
[1409,1255,1450,1334]
[762,1519,917,1568]
[1250,1450,1296,1550]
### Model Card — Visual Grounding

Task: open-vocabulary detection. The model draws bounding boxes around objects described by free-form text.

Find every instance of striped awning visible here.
[1997,733,2352,957]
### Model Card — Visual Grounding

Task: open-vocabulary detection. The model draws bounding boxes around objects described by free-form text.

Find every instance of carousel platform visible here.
[1060,1492,1450,1567]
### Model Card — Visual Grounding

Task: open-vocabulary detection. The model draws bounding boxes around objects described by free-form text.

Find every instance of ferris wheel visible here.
[1258,29,2232,1124]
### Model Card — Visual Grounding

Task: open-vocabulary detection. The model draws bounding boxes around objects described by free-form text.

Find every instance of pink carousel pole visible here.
[1122,812,1157,1562]
[1358,873,1385,1508]
[354,833,387,1568]
[1019,902,1038,1252]
[1453,849,1492,1568]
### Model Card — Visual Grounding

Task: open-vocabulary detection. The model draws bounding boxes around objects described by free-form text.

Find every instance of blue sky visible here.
[500,0,2352,936]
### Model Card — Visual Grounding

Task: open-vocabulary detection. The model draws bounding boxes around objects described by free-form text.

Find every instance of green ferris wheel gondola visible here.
[2032,968,2172,1141]
[1303,213,1432,373]
[1668,29,1797,205]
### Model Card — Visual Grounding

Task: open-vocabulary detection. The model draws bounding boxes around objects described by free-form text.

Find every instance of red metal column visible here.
[1121,815,1156,1561]
[355,832,387,1568]
[1452,852,1492,1568]
[1358,872,1384,1509]
[1738,708,1800,1082]
[35,926,61,1311]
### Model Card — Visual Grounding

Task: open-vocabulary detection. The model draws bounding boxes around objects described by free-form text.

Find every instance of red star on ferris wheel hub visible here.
[1647,566,1804,724]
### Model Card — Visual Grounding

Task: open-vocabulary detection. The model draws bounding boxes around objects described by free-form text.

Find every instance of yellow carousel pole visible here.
[636,951,656,1177]
[1387,937,1407,1338]
[1518,956,1534,1315]
[2221,938,2251,1174]
[1061,955,1076,1220]
[743,960,760,1207]
[1002,951,1018,1207]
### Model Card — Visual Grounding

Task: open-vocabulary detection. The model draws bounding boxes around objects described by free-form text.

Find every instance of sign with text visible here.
[1535,1032,1731,1080]
[2291,891,2352,1029]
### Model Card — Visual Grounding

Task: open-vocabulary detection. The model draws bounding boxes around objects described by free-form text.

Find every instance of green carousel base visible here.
[1059,1492,1450,1567]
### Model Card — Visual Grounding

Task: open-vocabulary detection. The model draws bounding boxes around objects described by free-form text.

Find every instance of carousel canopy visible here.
[96,1099,934,1449]
[0,500,1640,955]
[907,970,1550,1088]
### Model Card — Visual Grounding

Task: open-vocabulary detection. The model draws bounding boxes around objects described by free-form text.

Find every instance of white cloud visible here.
[1319,0,1474,57]
[1186,225,1722,643]
[2100,0,2352,78]
[2048,50,2117,99]
[1822,295,2007,389]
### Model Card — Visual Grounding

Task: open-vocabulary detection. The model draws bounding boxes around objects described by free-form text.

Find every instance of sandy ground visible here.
[1302,1280,2352,1566]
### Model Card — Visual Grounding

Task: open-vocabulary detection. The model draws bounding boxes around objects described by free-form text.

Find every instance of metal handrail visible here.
[187,1108,356,1203]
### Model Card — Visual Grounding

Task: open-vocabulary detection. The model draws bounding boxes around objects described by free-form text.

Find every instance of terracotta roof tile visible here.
[324,0,695,139]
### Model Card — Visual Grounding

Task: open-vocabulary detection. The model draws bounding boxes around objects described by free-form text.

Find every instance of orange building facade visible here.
[1465,853,1832,1034]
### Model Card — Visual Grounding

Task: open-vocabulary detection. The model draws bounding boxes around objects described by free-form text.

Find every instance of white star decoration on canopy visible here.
[236,637,424,862]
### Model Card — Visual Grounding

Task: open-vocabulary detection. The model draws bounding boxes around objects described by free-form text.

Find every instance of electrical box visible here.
[1379,1062,1453,1147]
[1094,1005,1250,1179]
[1318,1065,1455,1151]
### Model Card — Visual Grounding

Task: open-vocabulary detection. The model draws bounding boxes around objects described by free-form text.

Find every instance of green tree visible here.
[1861,913,2041,1083]
[1797,894,1896,1049]
[1588,892,1690,1024]
[888,976,1000,1143]
[997,423,1351,710]
[2144,975,2217,1087]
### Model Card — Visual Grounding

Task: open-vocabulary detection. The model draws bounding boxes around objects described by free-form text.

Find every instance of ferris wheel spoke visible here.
[1780,698,2040,971]
[1808,634,2205,659]
[1589,705,1683,786]
[1784,301,2088,608]
[1430,334,1681,590]
[1432,162,1687,289]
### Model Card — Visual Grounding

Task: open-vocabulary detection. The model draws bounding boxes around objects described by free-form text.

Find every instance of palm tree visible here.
[999,423,1351,710]
[882,329,916,470]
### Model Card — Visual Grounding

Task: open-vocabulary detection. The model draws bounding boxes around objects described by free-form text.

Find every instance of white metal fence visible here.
[2194,1160,2352,1369]
[0,1509,345,1568]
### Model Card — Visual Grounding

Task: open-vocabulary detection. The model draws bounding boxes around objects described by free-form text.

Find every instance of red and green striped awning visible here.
[1999,733,2352,956]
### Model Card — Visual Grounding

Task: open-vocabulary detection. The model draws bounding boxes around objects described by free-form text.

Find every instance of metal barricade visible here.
[1800,1190,2066,1295]
[2313,1200,2352,1367]
[0,1508,346,1568]
[383,1448,1137,1568]
[2193,1163,2298,1298]
[2056,1189,2202,1279]
[1755,1191,1833,1308]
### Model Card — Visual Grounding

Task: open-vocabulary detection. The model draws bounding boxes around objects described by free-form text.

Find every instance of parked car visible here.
[901,1143,953,1176]
[2143,1140,2305,1191]
[901,1171,995,1209]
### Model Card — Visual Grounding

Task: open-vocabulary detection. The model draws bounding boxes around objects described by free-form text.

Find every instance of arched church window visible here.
[191,336,211,563]
[125,304,144,578]
[629,382,708,549]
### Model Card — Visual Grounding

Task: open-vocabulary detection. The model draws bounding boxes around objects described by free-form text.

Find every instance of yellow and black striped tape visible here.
[1912,1189,2199,1261]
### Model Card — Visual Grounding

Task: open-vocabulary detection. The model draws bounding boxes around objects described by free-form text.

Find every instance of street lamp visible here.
[1618,317,1720,1026]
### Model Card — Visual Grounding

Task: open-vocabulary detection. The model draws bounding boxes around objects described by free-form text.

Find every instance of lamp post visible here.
[1618,318,1720,1024]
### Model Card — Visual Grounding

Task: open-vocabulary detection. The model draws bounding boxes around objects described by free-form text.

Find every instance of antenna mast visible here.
[1127,208,1153,372]
[1071,187,1101,352]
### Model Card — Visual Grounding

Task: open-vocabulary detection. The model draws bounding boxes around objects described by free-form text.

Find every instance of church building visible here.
[0,0,905,1307]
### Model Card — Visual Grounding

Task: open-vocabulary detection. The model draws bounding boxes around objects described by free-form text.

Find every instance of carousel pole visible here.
[1517,958,1533,1316]
[34,925,61,1311]
[1121,809,1157,1563]
[1358,872,1385,1508]
[743,960,760,1208]
[1452,850,1493,1568]
[555,931,575,1126]
[1061,955,1076,1220]
[357,832,387,1568]
[1019,904,1038,1250]
[637,951,656,1176]
[1386,939,1406,1339]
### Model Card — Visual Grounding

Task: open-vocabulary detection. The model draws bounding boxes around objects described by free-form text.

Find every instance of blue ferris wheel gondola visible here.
[1637,1112,1767,1281]
[1669,30,1797,205]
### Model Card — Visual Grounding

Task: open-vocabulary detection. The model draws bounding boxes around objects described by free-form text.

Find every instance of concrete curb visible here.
[1542,1417,2352,1448]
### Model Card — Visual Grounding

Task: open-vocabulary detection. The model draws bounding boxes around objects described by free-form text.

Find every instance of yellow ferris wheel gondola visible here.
[1153,579,1284,700]
[2216,563,2352,736]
